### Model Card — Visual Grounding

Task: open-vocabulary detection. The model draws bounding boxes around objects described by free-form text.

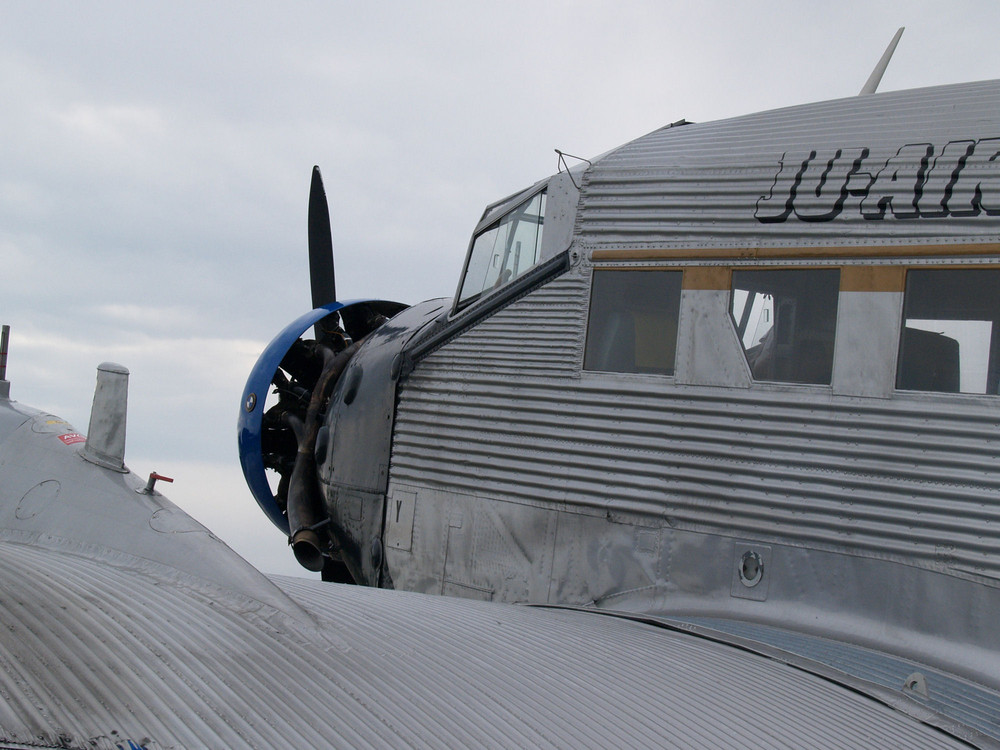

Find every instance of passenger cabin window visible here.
[897,269,1000,394]
[730,269,840,385]
[457,191,546,308]
[584,270,682,375]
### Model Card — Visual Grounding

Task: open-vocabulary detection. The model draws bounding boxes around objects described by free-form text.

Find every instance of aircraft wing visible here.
[0,395,987,748]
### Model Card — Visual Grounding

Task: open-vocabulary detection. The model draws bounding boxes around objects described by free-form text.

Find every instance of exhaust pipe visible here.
[285,342,357,571]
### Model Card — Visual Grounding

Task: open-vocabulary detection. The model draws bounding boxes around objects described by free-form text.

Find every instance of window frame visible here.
[729,267,841,386]
[895,267,1000,396]
[583,268,684,377]
[454,185,548,314]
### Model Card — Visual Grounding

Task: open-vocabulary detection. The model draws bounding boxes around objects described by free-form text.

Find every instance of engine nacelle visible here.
[238,299,406,576]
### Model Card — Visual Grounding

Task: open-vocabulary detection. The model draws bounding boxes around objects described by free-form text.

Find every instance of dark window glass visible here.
[730,268,840,385]
[584,270,682,375]
[897,269,1000,394]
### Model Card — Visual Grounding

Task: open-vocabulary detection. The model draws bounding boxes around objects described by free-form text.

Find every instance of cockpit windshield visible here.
[457,190,546,309]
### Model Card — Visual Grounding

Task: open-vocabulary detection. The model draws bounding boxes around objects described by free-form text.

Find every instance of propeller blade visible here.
[308,165,337,309]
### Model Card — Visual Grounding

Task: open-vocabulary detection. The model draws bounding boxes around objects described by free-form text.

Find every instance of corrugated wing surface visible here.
[682,616,1000,740]
[0,538,971,749]
[274,578,972,749]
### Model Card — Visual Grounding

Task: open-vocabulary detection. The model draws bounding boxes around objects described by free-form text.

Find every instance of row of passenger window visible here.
[584,267,1000,395]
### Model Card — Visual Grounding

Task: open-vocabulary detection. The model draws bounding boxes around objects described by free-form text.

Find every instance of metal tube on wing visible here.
[0,325,9,381]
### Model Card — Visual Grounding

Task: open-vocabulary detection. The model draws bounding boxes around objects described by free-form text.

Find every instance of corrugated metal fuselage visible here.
[315,81,1000,705]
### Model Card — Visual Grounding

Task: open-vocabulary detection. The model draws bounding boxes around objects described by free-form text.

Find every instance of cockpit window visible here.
[730,268,840,385]
[897,269,1000,394]
[457,190,546,308]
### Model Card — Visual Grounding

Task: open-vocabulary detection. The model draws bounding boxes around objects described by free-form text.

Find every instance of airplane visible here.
[3,31,1000,746]
[236,33,1000,743]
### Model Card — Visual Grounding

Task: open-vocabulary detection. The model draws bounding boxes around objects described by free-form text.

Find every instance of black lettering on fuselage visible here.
[754,151,811,223]
[794,147,870,221]
[919,140,975,217]
[860,144,933,220]
[755,137,1000,223]
[946,137,1000,216]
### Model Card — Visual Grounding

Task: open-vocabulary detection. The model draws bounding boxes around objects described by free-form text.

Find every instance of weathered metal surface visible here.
[81,363,129,472]
[378,87,1000,708]
[0,402,303,619]
[323,302,435,496]
[386,263,1000,692]
[0,542,977,749]
[391,268,1000,576]
[831,290,904,397]
[413,272,589,377]
[575,81,1000,250]
[1,392,980,748]
[676,615,1000,742]
[675,287,753,387]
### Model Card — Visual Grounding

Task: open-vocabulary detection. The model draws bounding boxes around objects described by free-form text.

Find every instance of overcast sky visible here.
[3,1,1000,577]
